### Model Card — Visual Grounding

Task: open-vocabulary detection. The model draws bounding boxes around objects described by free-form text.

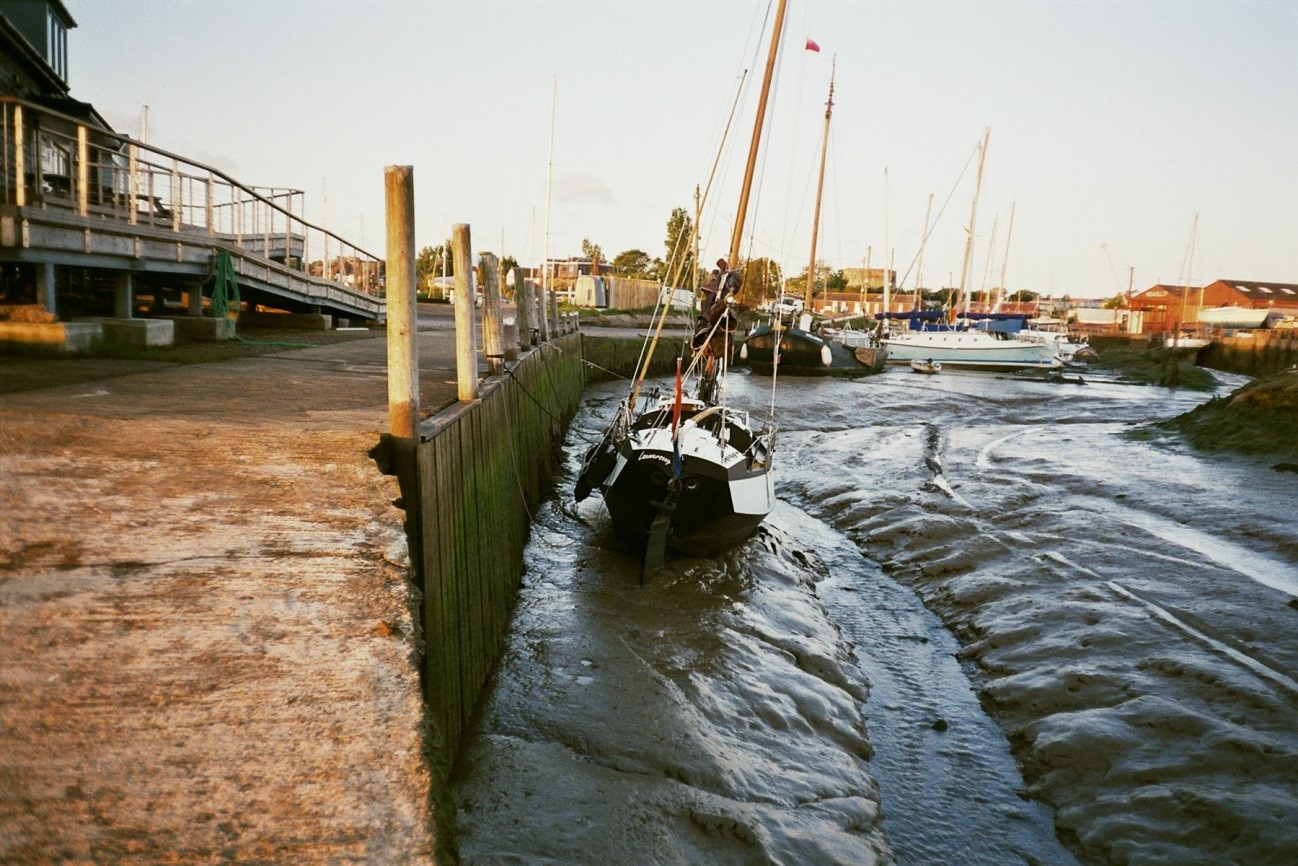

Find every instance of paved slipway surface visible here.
[0,332,463,863]
[456,365,1298,865]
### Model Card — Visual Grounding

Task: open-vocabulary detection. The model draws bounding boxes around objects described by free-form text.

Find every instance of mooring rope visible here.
[581,359,631,380]
[500,367,538,523]
[505,362,566,434]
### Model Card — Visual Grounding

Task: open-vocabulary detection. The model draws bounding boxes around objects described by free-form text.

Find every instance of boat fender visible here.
[820,345,833,367]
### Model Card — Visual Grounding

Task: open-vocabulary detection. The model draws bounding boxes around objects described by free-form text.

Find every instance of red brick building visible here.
[1129,279,1298,333]
[1198,279,1298,311]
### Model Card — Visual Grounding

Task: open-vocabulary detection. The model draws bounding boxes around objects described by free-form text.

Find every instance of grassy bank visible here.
[1158,368,1298,457]
[1089,342,1218,390]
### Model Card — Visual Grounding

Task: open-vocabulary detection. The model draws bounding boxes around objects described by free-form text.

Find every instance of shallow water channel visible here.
[454,365,1298,864]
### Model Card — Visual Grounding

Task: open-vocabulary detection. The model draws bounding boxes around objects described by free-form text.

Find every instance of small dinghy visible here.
[910,358,941,375]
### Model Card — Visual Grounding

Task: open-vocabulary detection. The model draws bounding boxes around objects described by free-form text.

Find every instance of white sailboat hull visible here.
[884,330,1062,370]
[1014,328,1095,363]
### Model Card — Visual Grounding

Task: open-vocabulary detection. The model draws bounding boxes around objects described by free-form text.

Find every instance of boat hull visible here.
[603,439,772,557]
[884,330,1061,370]
[741,324,885,375]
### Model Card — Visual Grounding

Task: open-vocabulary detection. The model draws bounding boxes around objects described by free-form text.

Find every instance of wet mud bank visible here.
[1198,330,1298,379]
[1086,337,1217,390]
[773,501,1079,865]
[453,391,892,863]
[452,363,1297,863]
[770,369,1298,863]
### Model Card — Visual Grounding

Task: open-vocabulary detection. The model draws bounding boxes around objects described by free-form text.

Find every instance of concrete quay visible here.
[0,315,466,862]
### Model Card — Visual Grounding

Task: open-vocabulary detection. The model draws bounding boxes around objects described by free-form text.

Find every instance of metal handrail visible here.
[1,95,383,294]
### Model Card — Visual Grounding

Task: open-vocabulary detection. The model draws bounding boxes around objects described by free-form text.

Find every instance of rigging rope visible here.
[892,140,980,292]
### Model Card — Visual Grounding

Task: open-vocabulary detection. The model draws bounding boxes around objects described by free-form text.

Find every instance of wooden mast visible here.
[803,61,835,309]
[729,0,789,266]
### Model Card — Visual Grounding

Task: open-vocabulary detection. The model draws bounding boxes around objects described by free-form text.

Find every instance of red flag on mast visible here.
[805,39,821,52]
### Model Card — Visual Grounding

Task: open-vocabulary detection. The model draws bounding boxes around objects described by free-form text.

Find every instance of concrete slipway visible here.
[0,327,463,862]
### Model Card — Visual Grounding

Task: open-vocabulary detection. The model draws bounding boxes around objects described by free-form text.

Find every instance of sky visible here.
[69,1,1297,298]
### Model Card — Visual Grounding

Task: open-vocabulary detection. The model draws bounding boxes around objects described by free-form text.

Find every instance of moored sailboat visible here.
[740,62,887,376]
[883,128,1061,372]
[1163,213,1210,351]
[574,0,790,580]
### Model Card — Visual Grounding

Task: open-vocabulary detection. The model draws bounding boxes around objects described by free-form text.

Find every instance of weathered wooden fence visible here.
[414,333,583,763]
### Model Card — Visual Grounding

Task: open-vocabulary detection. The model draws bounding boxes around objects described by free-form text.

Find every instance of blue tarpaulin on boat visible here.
[955,312,1031,334]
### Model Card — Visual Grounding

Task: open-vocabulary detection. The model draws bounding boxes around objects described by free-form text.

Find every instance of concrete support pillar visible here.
[188,280,203,316]
[36,262,57,317]
[114,272,133,319]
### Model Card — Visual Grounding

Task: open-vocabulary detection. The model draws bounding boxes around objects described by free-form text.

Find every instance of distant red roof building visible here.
[1198,279,1298,310]
[1129,279,1298,332]
[1129,284,1199,333]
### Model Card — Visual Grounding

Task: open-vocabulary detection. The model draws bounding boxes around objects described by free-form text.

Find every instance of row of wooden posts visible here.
[382,165,578,434]
[380,166,588,770]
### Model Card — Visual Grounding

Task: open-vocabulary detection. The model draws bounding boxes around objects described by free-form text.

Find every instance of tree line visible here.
[412,206,1052,308]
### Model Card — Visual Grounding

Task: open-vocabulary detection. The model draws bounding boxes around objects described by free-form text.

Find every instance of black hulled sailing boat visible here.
[573,0,791,581]
[740,63,888,376]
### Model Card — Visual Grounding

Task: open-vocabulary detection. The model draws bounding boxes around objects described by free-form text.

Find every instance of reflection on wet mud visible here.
[455,491,891,864]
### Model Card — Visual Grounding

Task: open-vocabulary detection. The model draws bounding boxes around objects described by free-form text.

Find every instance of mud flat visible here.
[1088,343,1218,390]
[454,392,893,865]
[768,370,1298,864]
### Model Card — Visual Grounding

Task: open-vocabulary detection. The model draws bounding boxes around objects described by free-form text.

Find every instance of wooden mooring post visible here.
[536,279,550,343]
[480,252,504,375]
[451,224,479,401]
[513,267,533,351]
[384,165,419,438]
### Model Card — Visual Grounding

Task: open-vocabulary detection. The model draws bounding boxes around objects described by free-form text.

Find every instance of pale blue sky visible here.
[70,1,1296,297]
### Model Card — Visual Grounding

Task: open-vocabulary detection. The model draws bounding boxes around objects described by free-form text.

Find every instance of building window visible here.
[47,8,68,80]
